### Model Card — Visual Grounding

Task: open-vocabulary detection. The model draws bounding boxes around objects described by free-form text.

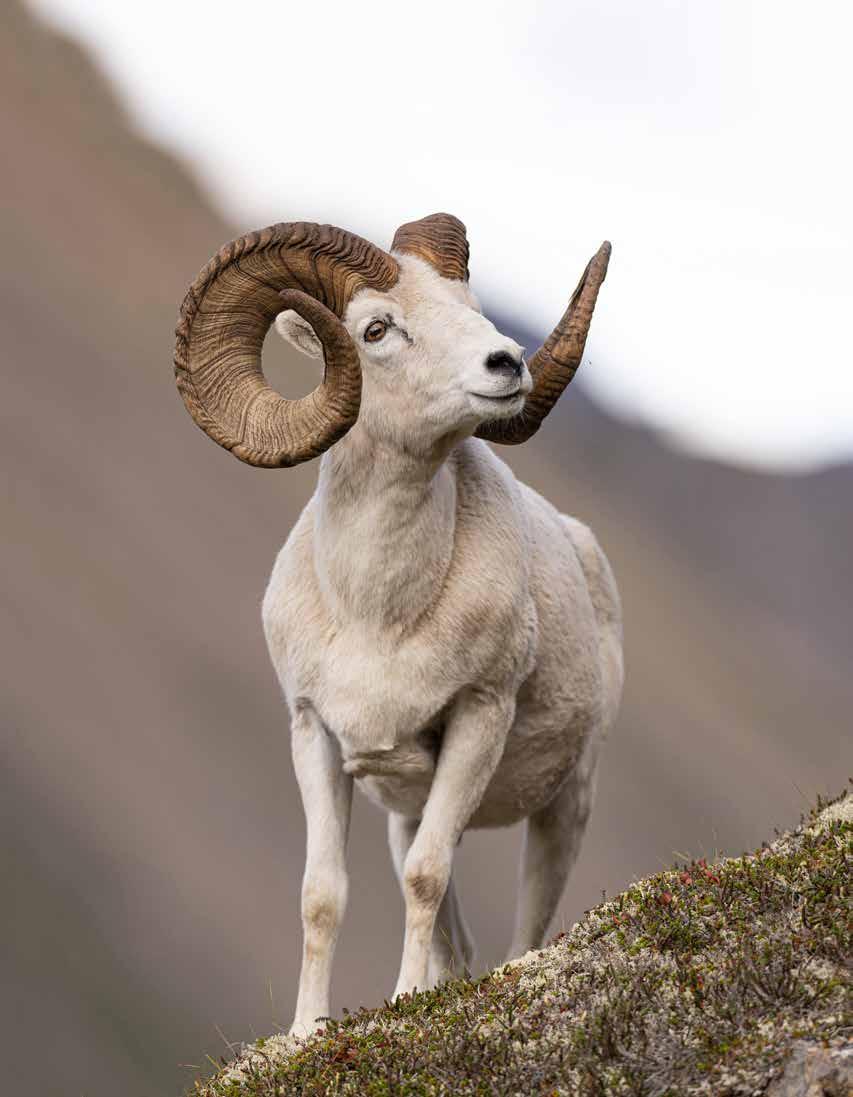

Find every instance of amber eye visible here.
[364,319,388,344]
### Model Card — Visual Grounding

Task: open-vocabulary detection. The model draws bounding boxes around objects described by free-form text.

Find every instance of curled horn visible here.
[391,213,470,282]
[174,222,398,468]
[476,242,611,445]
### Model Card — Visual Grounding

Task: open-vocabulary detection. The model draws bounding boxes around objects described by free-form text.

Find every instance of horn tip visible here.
[591,241,612,280]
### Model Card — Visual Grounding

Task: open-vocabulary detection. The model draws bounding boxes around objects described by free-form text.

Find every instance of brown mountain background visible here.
[2,3,850,1095]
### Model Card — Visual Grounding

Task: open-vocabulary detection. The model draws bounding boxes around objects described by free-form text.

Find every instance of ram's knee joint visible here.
[404,856,450,911]
[302,877,347,936]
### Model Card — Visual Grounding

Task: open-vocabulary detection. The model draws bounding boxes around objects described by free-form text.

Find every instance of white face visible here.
[275,254,530,452]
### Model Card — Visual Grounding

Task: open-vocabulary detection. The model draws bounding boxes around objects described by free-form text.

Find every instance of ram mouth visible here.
[471,391,522,402]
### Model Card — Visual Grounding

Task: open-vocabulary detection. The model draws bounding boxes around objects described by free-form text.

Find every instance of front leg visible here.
[393,688,513,999]
[289,706,353,1036]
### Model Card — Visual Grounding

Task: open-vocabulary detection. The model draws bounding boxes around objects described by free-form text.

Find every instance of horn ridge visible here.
[391,213,469,282]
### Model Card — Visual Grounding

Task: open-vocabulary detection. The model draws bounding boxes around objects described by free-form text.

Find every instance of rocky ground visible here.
[191,789,851,1096]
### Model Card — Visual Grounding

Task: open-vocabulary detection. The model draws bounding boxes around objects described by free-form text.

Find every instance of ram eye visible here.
[364,320,388,344]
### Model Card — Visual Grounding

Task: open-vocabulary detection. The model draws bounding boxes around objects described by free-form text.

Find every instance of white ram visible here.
[174,213,623,1035]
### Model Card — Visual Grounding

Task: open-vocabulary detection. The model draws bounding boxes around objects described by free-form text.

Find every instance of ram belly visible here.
[354,685,598,828]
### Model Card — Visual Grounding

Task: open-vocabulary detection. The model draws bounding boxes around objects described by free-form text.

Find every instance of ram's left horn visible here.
[476,241,611,445]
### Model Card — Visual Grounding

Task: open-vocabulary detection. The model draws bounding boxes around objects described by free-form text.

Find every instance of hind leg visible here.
[506,738,600,960]
[388,813,475,985]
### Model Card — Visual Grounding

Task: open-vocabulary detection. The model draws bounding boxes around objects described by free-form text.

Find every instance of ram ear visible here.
[274,309,324,359]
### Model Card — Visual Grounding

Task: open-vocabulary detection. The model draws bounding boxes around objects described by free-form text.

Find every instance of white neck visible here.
[313,423,461,636]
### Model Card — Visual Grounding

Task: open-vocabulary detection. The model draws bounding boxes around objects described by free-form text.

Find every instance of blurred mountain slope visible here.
[1,3,849,1095]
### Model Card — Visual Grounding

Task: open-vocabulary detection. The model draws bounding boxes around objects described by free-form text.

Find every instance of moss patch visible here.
[190,788,851,1096]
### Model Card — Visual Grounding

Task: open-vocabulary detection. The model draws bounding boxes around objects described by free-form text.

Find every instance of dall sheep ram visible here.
[174,213,623,1035]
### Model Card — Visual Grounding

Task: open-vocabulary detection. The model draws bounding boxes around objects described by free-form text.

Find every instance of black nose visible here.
[485,351,522,376]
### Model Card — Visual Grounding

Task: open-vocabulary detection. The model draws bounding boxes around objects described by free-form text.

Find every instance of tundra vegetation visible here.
[189,788,851,1096]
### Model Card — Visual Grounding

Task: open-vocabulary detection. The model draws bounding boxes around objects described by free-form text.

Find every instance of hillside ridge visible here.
[196,791,852,1096]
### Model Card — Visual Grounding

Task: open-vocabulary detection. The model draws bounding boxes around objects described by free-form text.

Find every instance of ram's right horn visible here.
[174,222,399,468]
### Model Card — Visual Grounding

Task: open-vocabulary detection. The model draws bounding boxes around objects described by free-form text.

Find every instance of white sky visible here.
[28,0,853,470]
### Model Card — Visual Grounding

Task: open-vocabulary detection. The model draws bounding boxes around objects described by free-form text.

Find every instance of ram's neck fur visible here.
[313,420,461,635]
